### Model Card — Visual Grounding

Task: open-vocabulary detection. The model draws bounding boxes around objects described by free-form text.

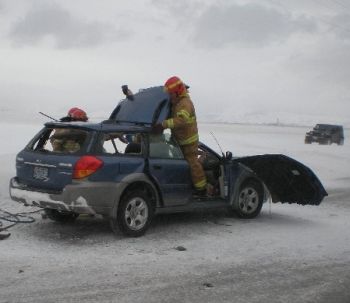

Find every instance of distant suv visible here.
[305,124,344,145]
[9,86,327,237]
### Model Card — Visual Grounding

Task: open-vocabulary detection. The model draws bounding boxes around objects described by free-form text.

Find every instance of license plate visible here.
[33,166,49,180]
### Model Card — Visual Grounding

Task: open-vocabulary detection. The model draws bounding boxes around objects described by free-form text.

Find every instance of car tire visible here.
[230,179,264,219]
[112,190,154,237]
[44,209,79,223]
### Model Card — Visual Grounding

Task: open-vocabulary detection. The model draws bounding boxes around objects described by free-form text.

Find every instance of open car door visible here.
[236,154,328,205]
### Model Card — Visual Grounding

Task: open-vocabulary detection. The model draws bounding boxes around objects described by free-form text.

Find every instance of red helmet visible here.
[164,76,186,96]
[67,107,88,121]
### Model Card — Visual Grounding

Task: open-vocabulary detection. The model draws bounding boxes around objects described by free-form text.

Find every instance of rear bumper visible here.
[9,177,123,215]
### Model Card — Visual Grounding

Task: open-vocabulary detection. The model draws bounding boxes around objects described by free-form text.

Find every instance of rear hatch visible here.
[15,126,91,192]
[16,152,80,192]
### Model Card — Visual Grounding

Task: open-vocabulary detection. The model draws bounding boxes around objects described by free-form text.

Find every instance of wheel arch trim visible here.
[110,173,160,219]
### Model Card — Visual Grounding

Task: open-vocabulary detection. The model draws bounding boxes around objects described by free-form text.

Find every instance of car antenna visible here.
[210,131,225,157]
[39,112,59,122]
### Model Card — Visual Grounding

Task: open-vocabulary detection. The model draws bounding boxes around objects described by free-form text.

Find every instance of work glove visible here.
[152,123,164,134]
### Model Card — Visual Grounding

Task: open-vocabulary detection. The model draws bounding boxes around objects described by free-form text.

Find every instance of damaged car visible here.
[10,86,328,237]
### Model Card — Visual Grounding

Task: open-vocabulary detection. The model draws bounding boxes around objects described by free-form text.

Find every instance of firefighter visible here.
[60,107,88,122]
[153,76,207,196]
[51,107,88,152]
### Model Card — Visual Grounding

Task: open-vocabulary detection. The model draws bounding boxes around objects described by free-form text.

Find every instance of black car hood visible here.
[236,154,328,205]
[109,86,171,125]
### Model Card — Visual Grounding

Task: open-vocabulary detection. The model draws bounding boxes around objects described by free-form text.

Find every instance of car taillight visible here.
[73,156,103,179]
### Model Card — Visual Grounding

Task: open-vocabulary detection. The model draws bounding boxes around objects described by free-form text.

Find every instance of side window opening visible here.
[102,133,142,155]
[149,130,183,159]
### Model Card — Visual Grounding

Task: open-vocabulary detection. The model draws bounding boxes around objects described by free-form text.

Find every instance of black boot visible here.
[193,189,207,198]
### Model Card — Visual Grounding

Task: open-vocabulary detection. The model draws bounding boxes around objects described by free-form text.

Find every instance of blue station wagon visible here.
[10,86,328,237]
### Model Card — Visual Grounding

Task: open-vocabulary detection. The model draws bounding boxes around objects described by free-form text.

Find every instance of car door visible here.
[148,133,192,206]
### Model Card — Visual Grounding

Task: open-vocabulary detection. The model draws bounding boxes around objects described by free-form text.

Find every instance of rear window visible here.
[314,124,343,133]
[28,127,89,154]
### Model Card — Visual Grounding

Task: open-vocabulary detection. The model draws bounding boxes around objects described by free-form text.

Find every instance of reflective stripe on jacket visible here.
[162,94,199,146]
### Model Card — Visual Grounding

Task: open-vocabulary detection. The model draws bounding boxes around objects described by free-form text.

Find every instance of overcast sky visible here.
[0,0,349,123]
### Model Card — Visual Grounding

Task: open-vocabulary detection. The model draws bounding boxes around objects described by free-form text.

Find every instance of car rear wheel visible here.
[44,209,79,223]
[231,179,264,219]
[111,190,154,237]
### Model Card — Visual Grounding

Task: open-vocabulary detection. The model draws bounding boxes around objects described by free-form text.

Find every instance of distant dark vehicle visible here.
[305,124,344,145]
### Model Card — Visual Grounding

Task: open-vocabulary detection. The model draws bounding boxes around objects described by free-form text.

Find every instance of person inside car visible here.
[50,107,88,153]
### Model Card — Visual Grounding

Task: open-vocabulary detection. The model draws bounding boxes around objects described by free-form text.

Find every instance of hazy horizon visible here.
[1,0,349,124]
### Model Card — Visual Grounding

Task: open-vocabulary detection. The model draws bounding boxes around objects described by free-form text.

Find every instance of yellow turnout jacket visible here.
[162,94,198,146]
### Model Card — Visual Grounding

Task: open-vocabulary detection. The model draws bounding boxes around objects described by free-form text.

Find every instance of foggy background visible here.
[0,0,349,125]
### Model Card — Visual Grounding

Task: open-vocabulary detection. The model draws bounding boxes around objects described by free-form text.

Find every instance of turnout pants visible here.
[181,142,207,191]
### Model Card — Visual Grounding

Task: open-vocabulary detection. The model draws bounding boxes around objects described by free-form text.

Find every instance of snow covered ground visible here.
[0,122,349,303]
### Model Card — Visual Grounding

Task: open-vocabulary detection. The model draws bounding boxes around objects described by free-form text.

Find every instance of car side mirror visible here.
[225,151,232,160]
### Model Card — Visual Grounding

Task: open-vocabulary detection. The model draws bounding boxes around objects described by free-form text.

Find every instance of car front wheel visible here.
[112,190,153,237]
[231,179,264,219]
